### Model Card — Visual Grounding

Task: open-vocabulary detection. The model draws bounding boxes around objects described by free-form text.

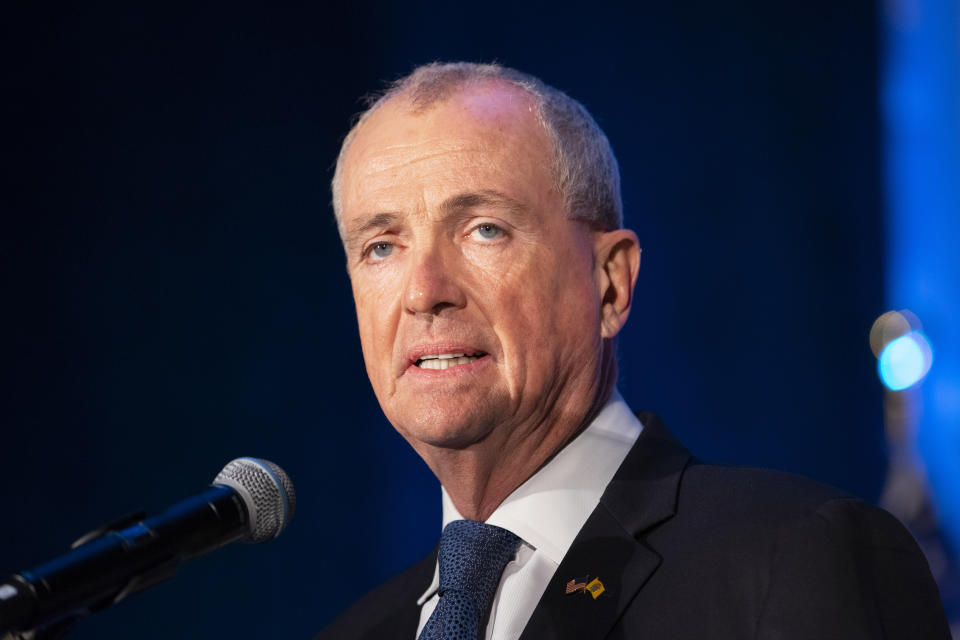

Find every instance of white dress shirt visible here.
[415,389,643,640]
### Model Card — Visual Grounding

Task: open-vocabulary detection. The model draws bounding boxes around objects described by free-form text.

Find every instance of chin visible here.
[383,387,511,450]
[392,408,500,451]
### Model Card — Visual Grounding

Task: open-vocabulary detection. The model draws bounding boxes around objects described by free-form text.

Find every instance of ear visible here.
[593,229,641,339]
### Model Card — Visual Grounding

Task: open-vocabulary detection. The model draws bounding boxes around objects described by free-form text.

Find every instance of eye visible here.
[469,223,505,242]
[366,241,394,261]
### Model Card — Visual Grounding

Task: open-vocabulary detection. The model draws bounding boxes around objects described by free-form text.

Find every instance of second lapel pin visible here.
[585,578,605,599]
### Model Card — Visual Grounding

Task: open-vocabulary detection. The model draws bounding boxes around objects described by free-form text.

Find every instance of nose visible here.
[402,243,467,316]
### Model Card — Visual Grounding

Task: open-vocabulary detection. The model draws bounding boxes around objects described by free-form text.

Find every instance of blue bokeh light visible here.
[878,332,933,391]
[883,0,960,556]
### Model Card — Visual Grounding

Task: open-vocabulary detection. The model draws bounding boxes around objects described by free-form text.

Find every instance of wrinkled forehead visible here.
[340,83,557,212]
[345,82,549,173]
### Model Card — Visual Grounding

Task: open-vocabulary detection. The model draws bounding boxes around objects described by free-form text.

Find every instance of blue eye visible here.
[369,242,394,260]
[472,224,503,241]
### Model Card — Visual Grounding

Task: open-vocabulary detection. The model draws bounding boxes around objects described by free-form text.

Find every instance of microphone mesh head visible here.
[214,458,296,543]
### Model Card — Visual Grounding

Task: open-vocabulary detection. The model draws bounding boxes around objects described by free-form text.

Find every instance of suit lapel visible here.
[518,413,691,640]
[360,547,437,640]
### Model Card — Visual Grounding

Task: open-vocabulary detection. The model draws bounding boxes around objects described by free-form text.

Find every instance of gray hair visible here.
[331,62,623,240]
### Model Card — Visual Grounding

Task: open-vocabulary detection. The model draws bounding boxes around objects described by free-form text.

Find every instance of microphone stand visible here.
[2,510,179,639]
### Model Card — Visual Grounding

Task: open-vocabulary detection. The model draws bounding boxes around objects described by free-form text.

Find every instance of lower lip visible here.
[403,355,493,380]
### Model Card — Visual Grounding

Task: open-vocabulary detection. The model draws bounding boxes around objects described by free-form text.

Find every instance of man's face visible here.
[339,84,606,454]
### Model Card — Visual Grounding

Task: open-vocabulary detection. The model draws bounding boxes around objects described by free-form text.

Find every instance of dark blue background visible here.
[1,3,888,637]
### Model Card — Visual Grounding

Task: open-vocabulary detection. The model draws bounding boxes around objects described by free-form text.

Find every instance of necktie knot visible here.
[419,520,521,640]
[439,520,520,600]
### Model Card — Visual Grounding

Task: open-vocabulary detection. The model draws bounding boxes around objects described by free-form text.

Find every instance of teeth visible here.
[418,355,480,370]
[420,353,466,361]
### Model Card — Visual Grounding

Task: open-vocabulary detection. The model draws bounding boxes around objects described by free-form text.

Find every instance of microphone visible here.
[0,457,295,638]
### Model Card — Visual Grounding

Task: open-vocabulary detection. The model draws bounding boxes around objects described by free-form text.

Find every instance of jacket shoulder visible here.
[681,461,855,515]
[653,463,950,638]
[672,462,927,552]
[315,546,437,640]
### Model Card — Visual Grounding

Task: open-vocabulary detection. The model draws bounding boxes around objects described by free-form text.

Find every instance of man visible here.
[318,62,950,639]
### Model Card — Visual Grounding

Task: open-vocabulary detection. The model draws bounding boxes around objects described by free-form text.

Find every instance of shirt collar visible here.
[416,389,643,605]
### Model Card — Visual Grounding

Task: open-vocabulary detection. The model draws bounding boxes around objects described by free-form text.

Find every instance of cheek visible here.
[351,273,403,374]
[488,250,600,365]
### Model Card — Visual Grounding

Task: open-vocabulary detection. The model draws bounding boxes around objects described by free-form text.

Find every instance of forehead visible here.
[340,83,556,216]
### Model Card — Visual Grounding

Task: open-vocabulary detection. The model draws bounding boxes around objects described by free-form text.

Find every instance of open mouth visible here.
[415,352,488,370]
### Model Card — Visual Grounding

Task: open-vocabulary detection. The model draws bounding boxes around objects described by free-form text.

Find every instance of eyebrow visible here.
[345,190,528,248]
[345,212,400,247]
[440,190,527,216]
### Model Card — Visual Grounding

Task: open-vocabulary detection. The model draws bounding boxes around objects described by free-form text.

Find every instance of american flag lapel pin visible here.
[565,575,589,595]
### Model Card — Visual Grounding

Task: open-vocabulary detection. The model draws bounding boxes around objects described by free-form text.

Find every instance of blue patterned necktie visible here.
[418,519,522,640]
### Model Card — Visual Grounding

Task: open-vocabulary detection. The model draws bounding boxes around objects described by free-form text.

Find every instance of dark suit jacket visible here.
[317,413,951,639]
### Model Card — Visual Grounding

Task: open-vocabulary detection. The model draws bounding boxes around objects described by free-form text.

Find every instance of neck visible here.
[422,343,618,522]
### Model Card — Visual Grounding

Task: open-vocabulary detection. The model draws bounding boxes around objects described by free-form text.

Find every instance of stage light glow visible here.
[878,331,933,391]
